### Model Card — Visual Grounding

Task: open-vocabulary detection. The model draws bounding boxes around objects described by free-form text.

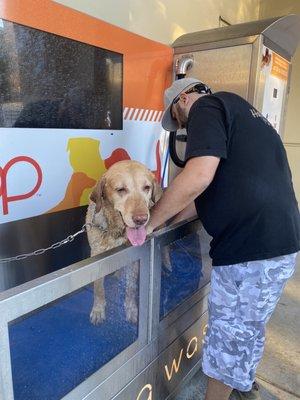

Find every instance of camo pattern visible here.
[202,253,298,391]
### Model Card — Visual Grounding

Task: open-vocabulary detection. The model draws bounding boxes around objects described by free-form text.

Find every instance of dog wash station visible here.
[0,15,299,400]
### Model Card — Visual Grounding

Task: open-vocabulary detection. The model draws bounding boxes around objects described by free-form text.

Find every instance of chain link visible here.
[0,224,89,264]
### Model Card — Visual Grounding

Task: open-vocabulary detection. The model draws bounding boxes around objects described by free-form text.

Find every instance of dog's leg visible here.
[161,244,172,272]
[90,278,106,325]
[124,261,139,324]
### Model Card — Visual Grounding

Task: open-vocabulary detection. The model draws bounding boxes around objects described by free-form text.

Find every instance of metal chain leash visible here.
[0,223,91,264]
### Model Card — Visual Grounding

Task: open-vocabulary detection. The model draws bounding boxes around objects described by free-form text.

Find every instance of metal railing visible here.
[0,219,211,400]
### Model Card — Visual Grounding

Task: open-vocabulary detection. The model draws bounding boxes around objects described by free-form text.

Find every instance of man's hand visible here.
[146,223,154,235]
[170,202,197,225]
[147,202,197,236]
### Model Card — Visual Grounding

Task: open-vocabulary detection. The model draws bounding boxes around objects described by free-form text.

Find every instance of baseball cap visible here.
[161,77,211,131]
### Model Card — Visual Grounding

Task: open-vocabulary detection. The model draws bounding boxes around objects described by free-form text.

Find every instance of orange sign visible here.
[271,53,289,81]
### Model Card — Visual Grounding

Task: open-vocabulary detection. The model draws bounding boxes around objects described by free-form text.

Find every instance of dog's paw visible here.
[90,305,106,325]
[125,300,138,324]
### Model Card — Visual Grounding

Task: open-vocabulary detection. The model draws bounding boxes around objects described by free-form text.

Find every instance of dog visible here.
[86,160,162,325]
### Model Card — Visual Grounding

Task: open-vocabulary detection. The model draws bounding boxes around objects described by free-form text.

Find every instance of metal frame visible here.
[151,220,201,339]
[151,220,211,339]
[0,219,210,400]
[172,15,300,60]
[248,36,263,108]
[0,242,151,400]
[173,36,258,55]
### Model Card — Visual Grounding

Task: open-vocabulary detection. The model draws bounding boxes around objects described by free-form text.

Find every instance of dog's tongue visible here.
[126,226,147,246]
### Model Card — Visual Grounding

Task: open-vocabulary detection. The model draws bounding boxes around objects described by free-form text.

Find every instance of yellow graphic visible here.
[48,138,107,213]
[48,172,96,213]
[67,138,107,205]
[48,137,133,214]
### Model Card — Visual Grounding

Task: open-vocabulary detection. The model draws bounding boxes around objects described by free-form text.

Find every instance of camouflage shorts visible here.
[202,253,298,391]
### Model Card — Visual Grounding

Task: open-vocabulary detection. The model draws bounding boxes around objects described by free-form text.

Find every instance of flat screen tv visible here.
[0,19,123,129]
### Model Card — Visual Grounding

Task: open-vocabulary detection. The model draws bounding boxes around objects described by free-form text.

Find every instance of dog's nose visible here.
[133,214,148,226]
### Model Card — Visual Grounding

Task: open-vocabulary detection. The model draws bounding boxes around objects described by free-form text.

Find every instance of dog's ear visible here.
[90,177,106,213]
[151,178,163,204]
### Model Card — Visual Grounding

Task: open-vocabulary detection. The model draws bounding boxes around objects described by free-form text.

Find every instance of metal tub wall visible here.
[0,219,212,400]
[0,207,89,291]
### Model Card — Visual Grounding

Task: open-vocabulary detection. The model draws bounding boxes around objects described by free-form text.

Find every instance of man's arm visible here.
[148,156,220,232]
[170,202,197,225]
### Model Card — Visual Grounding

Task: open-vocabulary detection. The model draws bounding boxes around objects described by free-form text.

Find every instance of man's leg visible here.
[233,253,297,399]
[205,377,232,400]
[202,253,297,398]
[202,263,251,394]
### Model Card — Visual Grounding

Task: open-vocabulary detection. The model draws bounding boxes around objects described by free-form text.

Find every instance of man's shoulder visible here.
[196,91,242,106]
[191,91,250,121]
[203,91,251,113]
[213,91,245,102]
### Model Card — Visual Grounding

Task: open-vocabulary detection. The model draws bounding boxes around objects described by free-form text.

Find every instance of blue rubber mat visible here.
[9,271,139,400]
[160,233,208,318]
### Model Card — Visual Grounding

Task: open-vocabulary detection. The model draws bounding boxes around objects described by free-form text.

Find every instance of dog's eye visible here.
[116,187,127,194]
[143,185,151,192]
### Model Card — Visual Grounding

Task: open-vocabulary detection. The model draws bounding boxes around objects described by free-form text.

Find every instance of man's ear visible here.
[90,177,106,213]
[151,178,163,204]
[179,92,189,105]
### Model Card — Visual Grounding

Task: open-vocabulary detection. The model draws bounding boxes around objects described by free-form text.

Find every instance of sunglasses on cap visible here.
[172,83,212,105]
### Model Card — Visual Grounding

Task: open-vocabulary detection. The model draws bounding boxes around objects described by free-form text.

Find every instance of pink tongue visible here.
[126,226,147,246]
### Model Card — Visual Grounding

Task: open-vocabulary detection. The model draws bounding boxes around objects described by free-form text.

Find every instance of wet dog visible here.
[86,160,162,324]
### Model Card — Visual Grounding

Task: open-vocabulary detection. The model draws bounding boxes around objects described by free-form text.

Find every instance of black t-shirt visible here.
[185,92,300,266]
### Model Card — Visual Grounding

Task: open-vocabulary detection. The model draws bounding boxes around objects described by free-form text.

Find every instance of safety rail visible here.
[0,218,212,400]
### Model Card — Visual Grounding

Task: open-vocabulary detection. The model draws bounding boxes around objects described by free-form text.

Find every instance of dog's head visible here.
[90,160,162,246]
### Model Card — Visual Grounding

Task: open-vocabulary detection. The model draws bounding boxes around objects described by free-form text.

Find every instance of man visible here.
[147,78,300,400]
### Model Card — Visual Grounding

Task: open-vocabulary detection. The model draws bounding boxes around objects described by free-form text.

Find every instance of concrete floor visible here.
[174,255,300,400]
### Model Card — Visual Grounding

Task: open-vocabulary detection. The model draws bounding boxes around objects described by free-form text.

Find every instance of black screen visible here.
[0,19,123,129]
